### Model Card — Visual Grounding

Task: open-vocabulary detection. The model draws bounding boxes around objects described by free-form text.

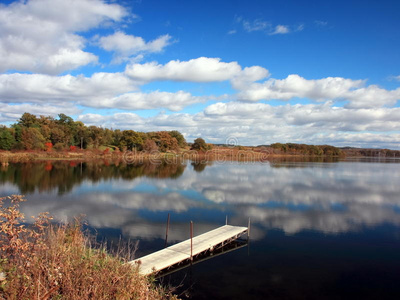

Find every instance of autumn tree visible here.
[87,126,103,149]
[75,121,88,149]
[147,131,179,152]
[143,139,158,153]
[50,127,66,147]
[21,127,46,150]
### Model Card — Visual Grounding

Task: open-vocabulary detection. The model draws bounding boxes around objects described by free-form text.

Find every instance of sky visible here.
[0,0,400,148]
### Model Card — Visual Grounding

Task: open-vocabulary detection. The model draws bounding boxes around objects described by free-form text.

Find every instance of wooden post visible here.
[164,213,170,248]
[247,217,251,241]
[247,217,251,256]
[190,221,193,262]
[225,215,228,225]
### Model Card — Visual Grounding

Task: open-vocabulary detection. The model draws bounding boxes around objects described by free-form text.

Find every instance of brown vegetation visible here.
[0,195,177,300]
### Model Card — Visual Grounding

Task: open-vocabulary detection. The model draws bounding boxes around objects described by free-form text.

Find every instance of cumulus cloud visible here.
[0,0,126,74]
[230,66,270,89]
[236,74,400,108]
[98,32,172,63]
[124,57,270,85]
[344,85,400,108]
[75,99,400,149]
[85,91,206,111]
[0,72,136,104]
[125,57,243,82]
[0,72,210,112]
[237,74,364,101]
[0,103,81,123]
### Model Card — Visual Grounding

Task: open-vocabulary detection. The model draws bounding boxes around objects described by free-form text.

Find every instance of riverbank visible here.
[0,195,178,300]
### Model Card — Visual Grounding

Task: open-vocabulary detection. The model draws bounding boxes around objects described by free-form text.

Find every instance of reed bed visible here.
[0,195,178,300]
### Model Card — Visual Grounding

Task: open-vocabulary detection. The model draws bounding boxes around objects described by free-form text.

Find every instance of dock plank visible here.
[130,225,248,275]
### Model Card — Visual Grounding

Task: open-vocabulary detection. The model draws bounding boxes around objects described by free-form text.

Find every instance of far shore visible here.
[2,147,392,165]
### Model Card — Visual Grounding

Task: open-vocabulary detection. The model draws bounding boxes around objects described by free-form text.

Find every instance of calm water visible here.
[1,158,400,299]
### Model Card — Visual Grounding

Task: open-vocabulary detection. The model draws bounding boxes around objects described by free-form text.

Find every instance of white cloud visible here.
[0,72,137,104]
[0,103,80,123]
[0,73,210,112]
[389,75,400,82]
[237,74,364,101]
[75,100,400,149]
[125,57,243,82]
[315,20,328,27]
[236,74,400,108]
[0,0,126,74]
[270,25,290,35]
[237,17,299,35]
[98,31,172,63]
[242,19,269,32]
[344,85,400,108]
[231,66,270,89]
[86,91,206,111]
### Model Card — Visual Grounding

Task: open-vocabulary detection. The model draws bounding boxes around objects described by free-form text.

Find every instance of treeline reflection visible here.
[0,160,186,194]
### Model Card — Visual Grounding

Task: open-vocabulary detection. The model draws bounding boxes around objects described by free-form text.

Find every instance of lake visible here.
[1,158,400,299]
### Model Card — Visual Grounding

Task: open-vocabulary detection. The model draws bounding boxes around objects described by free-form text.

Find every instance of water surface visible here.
[1,158,400,299]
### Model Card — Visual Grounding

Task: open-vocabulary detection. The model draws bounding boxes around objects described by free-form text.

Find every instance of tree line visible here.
[0,113,187,152]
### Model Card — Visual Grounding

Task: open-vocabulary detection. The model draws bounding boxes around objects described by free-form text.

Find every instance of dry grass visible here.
[0,195,178,300]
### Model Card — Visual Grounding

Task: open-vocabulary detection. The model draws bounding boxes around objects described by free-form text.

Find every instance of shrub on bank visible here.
[0,195,177,300]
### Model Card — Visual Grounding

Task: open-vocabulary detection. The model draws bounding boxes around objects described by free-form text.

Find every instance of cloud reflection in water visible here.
[1,160,400,240]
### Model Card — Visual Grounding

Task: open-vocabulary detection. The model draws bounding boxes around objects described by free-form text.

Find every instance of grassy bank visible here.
[0,147,345,165]
[0,195,177,300]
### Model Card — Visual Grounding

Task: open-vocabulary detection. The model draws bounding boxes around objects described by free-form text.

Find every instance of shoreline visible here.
[0,149,347,163]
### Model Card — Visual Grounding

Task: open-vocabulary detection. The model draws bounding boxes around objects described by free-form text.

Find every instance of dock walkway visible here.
[130,225,248,275]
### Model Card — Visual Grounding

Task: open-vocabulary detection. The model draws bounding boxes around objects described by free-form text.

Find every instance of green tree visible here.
[18,112,39,128]
[0,126,15,150]
[50,126,66,147]
[169,130,186,148]
[191,137,209,151]
[87,126,103,149]
[112,129,123,150]
[120,130,144,150]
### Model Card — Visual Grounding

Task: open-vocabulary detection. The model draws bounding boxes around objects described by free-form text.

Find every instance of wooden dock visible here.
[130,224,248,275]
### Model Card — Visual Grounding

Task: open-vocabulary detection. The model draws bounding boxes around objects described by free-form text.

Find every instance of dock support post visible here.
[247,217,251,256]
[164,213,170,248]
[190,221,194,262]
[247,218,251,242]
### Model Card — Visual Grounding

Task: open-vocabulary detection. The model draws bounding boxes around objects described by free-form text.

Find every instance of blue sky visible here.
[0,0,400,148]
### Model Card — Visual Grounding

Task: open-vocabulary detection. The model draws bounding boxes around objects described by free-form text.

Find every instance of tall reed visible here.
[0,195,177,300]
